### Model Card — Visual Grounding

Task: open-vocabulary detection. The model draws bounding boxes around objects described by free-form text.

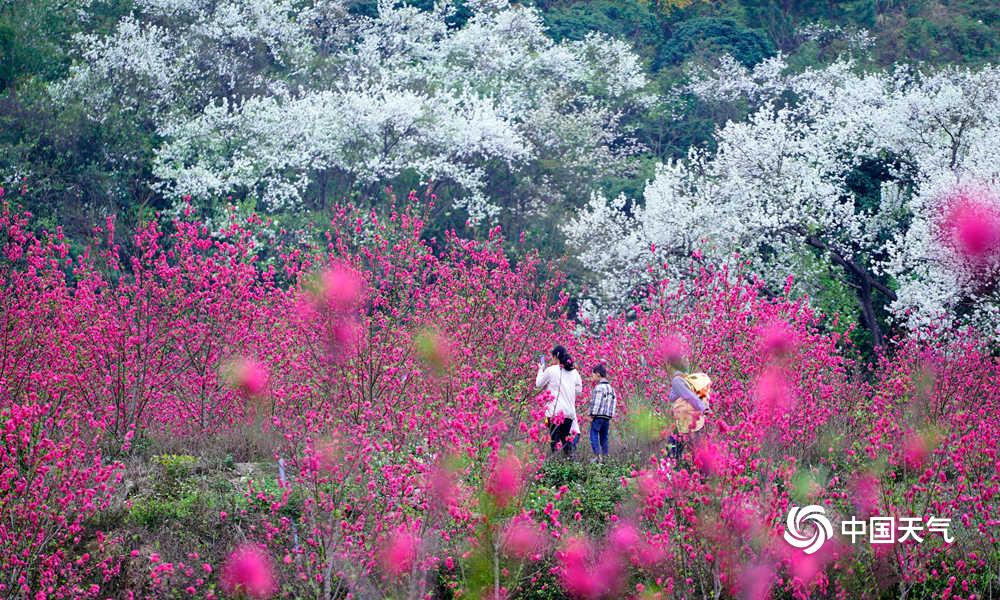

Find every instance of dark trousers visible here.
[668,430,702,460]
[549,418,574,456]
[589,417,610,455]
[667,433,684,460]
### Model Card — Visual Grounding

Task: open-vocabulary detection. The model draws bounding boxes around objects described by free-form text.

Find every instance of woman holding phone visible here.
[535,345,582,456]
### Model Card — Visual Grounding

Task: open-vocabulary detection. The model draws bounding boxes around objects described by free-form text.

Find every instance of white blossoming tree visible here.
[55,0,653,220]
[567,56,1000,344]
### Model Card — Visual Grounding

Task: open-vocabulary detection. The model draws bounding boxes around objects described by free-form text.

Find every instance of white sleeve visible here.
[574,370,583,394]
[535,365,550,388]
[535,367,552,389]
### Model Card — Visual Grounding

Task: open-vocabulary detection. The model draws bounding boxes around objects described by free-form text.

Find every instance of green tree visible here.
[657,17,776,67]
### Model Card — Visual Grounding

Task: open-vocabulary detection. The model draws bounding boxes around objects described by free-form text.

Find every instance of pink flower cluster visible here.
[1,195,998,599]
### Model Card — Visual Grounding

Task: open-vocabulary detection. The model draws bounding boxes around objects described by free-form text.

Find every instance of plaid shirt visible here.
[589,380,616,419]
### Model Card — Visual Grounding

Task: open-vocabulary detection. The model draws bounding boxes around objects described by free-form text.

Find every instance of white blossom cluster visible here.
[796,22,876,52]
[568,56,1000,338]
[54,0,653,219]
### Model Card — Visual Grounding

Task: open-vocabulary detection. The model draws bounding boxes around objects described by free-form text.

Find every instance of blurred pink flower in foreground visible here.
[652,334,688,368]
[319,262,364,312]
[693,439,727,475]
[753,368,792,418]
[486,451,523,508]
[736,563,773,600]
[301,262,366,360]
[380,530,420,578]
[607,522,639,551]
[756,320,796,358]
[231,357,268,397]
[502,519,545,559]
[558,536,624,599]
[902,430,931,469]
[314,436,343,475]
[415,328,454,372]
[938,188,1000,269]
[850,472,881,518]
[427,460,461,507]
[220,544,276,600]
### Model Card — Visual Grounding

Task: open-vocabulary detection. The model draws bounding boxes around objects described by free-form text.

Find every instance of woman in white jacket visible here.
[535,345,582,456]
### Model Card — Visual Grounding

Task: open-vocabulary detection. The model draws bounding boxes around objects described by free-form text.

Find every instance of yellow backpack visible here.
[671,372,711,433]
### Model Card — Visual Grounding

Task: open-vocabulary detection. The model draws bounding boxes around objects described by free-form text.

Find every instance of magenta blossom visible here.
[502,519,546,560]
[753,367,792,418]
[937,188,1000,274]
[756,320,796,358]
[652,334,688,368]
[558,537,624,600]
[849,472,881,518]
[319,262,364,313]
[220,544,276,600]
[902,430,930,470]
[692,439,727,476]
[380,530,420,578]
[231,357,268,397]
[486,451,523,508]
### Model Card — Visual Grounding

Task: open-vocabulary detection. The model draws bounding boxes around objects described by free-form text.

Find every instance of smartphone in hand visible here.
[537,353,546,368]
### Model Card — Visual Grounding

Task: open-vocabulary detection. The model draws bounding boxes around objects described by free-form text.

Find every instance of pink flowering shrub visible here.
[573,268,863,598]
[854,335,1000,596]
[0,209,123,598]
[1,196,998,599]
[66,213,286,443]
[225,201,571,598]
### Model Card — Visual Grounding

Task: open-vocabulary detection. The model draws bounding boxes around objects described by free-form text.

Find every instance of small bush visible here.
[150,454,197,498]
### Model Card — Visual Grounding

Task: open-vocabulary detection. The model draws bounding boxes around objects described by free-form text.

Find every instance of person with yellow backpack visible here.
[667,370,712,460]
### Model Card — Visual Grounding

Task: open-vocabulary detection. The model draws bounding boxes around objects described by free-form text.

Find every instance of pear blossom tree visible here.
[567,56,1000,345]
[54,0,653,220]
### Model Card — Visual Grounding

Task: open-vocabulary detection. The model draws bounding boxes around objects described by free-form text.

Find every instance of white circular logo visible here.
[784,505,833,555]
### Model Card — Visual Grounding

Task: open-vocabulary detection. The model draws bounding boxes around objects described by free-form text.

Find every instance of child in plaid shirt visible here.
[588,364,616,462]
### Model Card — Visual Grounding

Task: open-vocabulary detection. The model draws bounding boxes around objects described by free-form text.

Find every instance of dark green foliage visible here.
[0,1,70,91]
[897,13,998,65]
[128,492,205,529]
[1,0,152,238]
[734,0,1000,65]
[658,17,776,67]
[524,459,633,536]
[0,92,160,235]
[0,0,132,91]
[543,0,663,58]
[0,21,25,92]
[517,558,570,600]
[740,0,874,49]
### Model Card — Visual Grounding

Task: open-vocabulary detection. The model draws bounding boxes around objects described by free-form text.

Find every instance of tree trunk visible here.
[317,169,328,211]
[856,276,884,349]
[798,231,896,348]
[493,538,501,600]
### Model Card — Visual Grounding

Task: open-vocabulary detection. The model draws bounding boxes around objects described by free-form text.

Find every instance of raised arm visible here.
[672,375,706,412]
[535,364,551,389]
